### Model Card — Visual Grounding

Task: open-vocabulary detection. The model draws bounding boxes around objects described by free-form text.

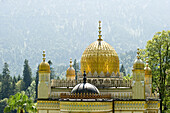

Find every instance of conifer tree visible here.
[73,59,80,78]
[18,74,21,81]
[120,64,126,76]
[48,60,55,79]
[1,63,11,99]
[11,79,17,95]
[13,76,17,83]
[0,98,8,113]
[0,74,2,82]
[22,59,32,91]
[35,65,39,100]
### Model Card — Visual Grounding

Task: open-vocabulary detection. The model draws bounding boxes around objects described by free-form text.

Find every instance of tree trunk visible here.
[160,93,162,113]
[159,46,162,113]
[20,109,24,113]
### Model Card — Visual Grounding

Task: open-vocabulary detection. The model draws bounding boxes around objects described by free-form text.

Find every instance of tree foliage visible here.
[1,63,11,99]
[48,60,55,79]
[140,30,170,112]
[35,65,39,100]
[120,64,126,76]
[0,98,8,113]
[17,74,21,81]
[23,59,32,91]
[4,91,36,113]
[16,80,25,93]
[25,81,36,100]
[119,50,136,75]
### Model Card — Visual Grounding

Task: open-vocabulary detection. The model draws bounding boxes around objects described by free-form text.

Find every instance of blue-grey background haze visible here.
[0,0,169,76]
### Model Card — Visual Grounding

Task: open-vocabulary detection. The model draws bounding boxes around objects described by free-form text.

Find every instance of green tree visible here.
[16,80,25,93]
[11,79,17,95]
[1,63,11,99]
[140,30,170,112]
[4,91,36,113]
[13,76,17,83]
[0,74,2,82]
[73,59,80,80]
[35,65,39,100]
[25,81,36,100]
[48,60,55,79]
[0,98,8,113]
[18,74,21,81]
[120,64,126,76]
[119,50,136,75]
[23,59,32,91]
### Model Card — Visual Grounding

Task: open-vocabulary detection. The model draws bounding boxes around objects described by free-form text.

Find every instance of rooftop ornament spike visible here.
[98,20,103,41]
[137,48,140,59]
[42,50,46,62]
[83,70,86,84]
[70,58,72,67]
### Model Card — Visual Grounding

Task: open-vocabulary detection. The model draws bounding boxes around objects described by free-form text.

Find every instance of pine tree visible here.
[1,63,11,99]
[11,79,17,95]
[26,81,36,99]
[48,60,55,79]
[120,64,126,76]
[0,98,8,113]
[35,65,39,100]
[73,59,80,80]
[13,76,17,83]
[22,59,32,91]
[18,74,21,81]
[0,74,2,82]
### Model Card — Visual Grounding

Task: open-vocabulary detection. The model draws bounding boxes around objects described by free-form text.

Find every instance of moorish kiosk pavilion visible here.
[37,21,160,113]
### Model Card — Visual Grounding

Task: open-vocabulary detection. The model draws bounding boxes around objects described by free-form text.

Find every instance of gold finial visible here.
[42,50,46,62]
[98,20,103,41]
[70,58,72,67]
[137,48,140,59]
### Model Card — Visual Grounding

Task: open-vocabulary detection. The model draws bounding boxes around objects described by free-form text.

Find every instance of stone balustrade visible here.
[51,79,132,88]
[50,92,132,99]
[60,93,111,99]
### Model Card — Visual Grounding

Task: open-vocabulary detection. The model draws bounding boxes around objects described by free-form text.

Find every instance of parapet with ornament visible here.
[51,78,132,88]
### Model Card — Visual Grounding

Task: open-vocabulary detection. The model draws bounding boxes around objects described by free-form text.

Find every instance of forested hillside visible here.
[0,0,169,76]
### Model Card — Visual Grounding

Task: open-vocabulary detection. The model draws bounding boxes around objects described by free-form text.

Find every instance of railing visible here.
[51,79,132,88]
[60,93,111,99]
[50,92,132,99]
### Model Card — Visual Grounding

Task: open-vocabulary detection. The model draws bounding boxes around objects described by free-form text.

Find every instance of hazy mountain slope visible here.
[0,0,169,76]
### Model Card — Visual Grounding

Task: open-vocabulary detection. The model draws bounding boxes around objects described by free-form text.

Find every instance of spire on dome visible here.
[98,20,103,41]
[83,70,86,84]
[42,50,46,62]
[70,58,72,67]
[137,48,140,59]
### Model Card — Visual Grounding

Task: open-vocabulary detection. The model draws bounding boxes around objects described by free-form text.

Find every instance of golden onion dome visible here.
[66,59,75,79]
[39,51,51,73]
[133,49,144,70]
[81,21,119,75]
[144,60,152,75]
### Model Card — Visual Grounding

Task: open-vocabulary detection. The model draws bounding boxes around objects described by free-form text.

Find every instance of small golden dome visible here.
[39,51,51,73]
[133,48,144,70]
[81,21,119,75]
[66,58,75,79]
[144,60,152,75]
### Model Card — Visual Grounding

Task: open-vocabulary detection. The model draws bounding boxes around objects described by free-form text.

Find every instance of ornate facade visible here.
[37,21,160,113]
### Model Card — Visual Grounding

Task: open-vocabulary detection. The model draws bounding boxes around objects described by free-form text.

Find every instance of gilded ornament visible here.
[81,21,119,75]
